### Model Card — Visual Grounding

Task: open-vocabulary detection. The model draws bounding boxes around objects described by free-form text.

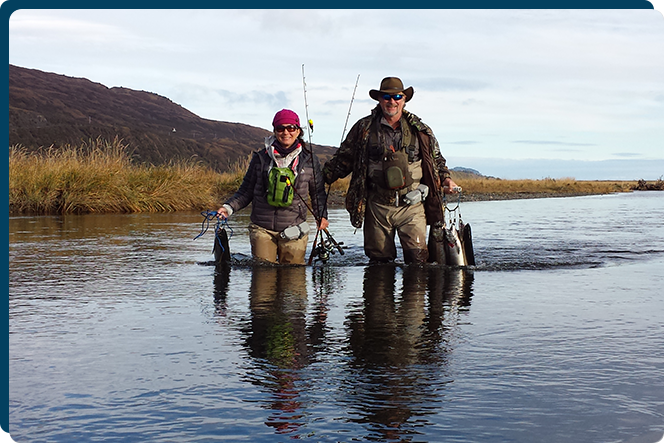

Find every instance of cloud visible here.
[10,15,121,38]
[9,12,183,53]
[461,99,483,106]
[512,140,597,147]
[172,84,288,107]
[416,77,490,92]
[8,9,664,175]
[221,90,289,109]
[612,152,643,158]
[451,157,664,180]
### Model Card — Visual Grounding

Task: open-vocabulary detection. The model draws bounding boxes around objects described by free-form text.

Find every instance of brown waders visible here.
[363,197,429,264]
[248,223,309,265]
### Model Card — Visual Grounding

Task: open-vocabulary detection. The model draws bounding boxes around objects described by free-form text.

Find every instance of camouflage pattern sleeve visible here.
[322,118,366,185]
[309,152,329,220]
[404,110,451,184]
[428,132,452,183]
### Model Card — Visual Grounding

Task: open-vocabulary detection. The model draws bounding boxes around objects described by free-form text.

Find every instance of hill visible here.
[8,64,337,171]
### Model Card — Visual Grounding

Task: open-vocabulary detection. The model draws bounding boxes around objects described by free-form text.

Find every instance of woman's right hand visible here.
[216,207,229,220]
[317,217,329,231]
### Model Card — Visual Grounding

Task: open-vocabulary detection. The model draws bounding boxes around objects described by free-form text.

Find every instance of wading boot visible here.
[404,248,429,264]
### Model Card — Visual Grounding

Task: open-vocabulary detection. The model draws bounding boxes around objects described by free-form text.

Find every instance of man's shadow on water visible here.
[210,262,474,440]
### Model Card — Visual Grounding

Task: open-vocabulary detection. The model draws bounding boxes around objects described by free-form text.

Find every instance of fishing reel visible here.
[311,229,345,264]
[312,238,335,263]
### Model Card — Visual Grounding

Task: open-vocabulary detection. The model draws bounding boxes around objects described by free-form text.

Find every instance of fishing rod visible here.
[321,73,360,205]
[301,64,326,265]
[301,65,349,264]
[340,74,360,146]
[290,184,345,263]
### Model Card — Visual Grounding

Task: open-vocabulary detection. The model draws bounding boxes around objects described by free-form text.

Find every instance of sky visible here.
[7,8,664,180]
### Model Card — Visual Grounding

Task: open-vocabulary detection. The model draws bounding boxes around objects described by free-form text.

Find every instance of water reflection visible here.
[344,265,474,441]
[348,265,473,366]
[241,265,314,435]
[212,263,231,315]
[223,263,474,440]
[309,266,341,355]
[9,194,664,442]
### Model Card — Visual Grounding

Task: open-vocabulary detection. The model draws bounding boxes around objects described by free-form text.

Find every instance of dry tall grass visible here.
[454,175,636,197]
[9,138,228,214]
[9,138,642,214]
[324,173,636,201]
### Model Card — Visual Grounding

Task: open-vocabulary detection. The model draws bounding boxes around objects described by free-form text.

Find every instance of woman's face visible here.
[274,124,301,147]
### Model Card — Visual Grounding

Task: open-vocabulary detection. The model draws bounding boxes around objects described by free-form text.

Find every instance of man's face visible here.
[379,93,406,119]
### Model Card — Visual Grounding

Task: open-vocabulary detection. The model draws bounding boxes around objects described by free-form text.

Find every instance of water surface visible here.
[9,192,664,442]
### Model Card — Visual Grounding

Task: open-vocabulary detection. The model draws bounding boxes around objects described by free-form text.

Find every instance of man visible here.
[323,77,459,264]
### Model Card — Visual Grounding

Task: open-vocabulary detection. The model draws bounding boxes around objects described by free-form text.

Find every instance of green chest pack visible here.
[267,166,296,207]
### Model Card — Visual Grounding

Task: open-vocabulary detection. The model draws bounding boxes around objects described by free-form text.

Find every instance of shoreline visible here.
[10,189,660,216]
[10,139,661,215]
[323,188,651,208]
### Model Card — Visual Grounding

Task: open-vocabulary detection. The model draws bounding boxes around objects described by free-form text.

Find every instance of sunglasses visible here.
[381,94,404,101]
[275,125,300,133]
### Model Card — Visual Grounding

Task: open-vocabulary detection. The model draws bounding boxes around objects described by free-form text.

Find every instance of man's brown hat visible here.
[369,77,414,102]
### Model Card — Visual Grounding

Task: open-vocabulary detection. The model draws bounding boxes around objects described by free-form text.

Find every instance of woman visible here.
[217,109,329,264]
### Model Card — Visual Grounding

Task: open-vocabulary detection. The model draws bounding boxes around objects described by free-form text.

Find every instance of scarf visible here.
[265,135,302,178]
[273,138,302,156]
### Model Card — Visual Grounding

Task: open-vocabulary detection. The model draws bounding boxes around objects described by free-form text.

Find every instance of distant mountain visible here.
[451,166,484,177]
[8,64,336,171]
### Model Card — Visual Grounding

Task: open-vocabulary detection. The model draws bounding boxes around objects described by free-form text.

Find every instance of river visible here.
[8,191,664,442]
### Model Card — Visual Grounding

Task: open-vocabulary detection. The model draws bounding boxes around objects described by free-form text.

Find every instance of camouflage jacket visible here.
[323,106,451,228]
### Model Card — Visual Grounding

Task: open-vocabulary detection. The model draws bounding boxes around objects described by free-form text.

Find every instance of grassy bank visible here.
[9,139,653,215]
[9,138,243,214]
[325,173,641,205]
[451,175,638,201]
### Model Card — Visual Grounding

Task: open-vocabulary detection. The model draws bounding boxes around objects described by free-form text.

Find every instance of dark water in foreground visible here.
[8,192,664,443]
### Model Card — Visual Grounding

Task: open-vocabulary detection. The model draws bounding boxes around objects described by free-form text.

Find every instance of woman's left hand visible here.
[318,217,329,231]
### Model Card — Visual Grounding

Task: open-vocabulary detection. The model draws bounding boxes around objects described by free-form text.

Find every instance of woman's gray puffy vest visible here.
[224,147,327,233]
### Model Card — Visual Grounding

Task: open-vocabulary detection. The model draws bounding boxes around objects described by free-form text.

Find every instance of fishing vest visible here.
[267,166,295,207]
[368,118,419,190]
